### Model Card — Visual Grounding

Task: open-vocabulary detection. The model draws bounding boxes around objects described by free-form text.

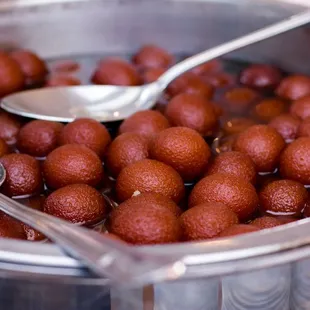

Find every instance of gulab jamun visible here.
[11,50,48,86]
[150,127,211,182]
[189,173,258,221]
[116,159,184,203]
[117,192,181,217]
[218,224,260,238]
[109,203,180,245]
[233,125,285,172]
[290,95,310,120]
[105,133,149,178]
[58,118,111,158]
[119,110,170,140]
[269,114,300,142]
[132,44,173,69]
[0,213,26,240]
[180,202,238,241]
[165,93,218,136]
[280,137,310,185]
[0,52,24,97]
[297,117,310,138]
[0,153,43,197]
[43,184,106,225]
[142,67,165,84]
[251,216,283,230]
[252,98,286,123]
[202,72,234,88]
[239,64,282,91]
[222,118,256,136]
[276,75,310,100]
[191,59,222,76]
[167,72,214,99]
[206,151,256,184]
[91,58,142,86]
[45,75,81,87]
[43,144,103,189]
[0,112,21,145]
[17,120,64,158]
[259,179,307,216]
[0,139,9,158]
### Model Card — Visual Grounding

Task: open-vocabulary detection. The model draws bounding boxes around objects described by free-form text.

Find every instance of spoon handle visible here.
[0,194,183,286]
[158,10,310,88]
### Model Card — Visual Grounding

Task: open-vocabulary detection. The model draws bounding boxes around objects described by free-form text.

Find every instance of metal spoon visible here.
[2,10,310,122]
[0,163,185,287]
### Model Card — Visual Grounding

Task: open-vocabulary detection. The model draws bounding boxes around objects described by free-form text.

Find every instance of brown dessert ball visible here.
[45,75,81,87]
[280,137,310,185]
[239,64,282,91]
[43,144,103,189]
[17,120,64,157]
[252,98,286,123]
[189,173,258,221]
[290,95,310,120]
[44,184,106,225]
[109,203,181,245]
[297,117,310,138]
[180,202,238,241]
[251,216,283,230]
[150,127,211,182]
[277,216,299,224]
[0,51,24,97]
[218,224,260,238]
[11,50,48,86]
[222,118,256,135]
[0,153,42,197]
[116,159,184,203]
[120,192,181,216]
[0,112,21,145]
[52,60,80,74]
[119,110,170,140]
[276,75,310,100]
[202,72,234,88]
[269,114,300,142]
[165,93,218,136]
[132,44,173,69]
[233,125,285,172]
[0,139,9,158]
[191,59,222,76]
[91,58,141,86]
[207,151,256,184]
[105,133,149,178]
[58,118,111,158]
[259,179,307,216]
[222,87,260,114]
[142,67,165,83]
[167,72,214,99]
[0,213,26,240]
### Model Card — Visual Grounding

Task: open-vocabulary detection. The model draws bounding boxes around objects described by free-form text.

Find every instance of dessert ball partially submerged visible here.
[206,151,256,184]
[58,118,111,158]
[17,120,64,157]
[119,192,181,217]
[44,184,106,225]
[0,213,26,240]
[46,75,81,86]
[0,52,24,97]
[150,127,211,182]
[218,224,260,238]
[165,93,218,136]
[239,64,282,91]
[109,203,181,245]
[116,159,184,203]
[280,137,310,185]
[259,180,307,216]
[252,98,286,123]
[297,117,310,138]
[233,125,285,172]
[269,114,300,142]
[0,112,21,145]
[290,95,310,120]
[0,139,9,158]
[11,49,48,86]
[43,144,103,189]
[91,58,141,86]
[142,67,165,83]
[189,173,258,221]
[251,216,283,230]
[180,202,239,241]
[0,153,43,197]
[132,44,174,69]
[276,75,310,100]
[222,118,256,136]
[119,110,170,140]
[105,133,149,178]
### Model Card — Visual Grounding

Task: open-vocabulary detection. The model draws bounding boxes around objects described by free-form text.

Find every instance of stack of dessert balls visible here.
[0,45,310,245]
